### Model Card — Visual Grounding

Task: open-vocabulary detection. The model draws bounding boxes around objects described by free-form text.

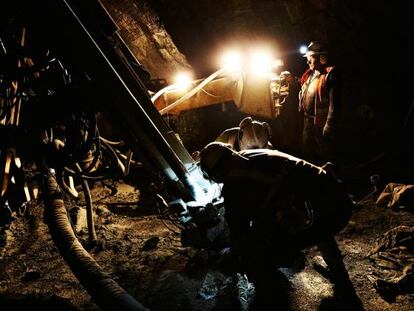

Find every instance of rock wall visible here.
[101,0,191,82]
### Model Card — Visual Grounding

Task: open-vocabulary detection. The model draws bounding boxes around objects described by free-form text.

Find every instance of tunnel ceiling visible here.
[145,0,414,77]
[104,0,414,91]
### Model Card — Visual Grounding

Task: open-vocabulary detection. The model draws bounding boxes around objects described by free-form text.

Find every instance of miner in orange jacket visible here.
[299,41,340,164]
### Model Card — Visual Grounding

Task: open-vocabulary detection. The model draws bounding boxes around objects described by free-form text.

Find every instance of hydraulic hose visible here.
[74,163,97,243]
[158,68,228,115]
[42,168,149,311]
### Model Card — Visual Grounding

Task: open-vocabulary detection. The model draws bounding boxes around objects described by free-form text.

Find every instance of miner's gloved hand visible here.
[322,124,335,142]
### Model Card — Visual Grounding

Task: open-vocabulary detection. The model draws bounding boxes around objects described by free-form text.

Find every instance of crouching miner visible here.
[200,142,362,309]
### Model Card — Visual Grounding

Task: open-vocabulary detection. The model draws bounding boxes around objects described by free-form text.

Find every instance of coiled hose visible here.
[42,169,149,311]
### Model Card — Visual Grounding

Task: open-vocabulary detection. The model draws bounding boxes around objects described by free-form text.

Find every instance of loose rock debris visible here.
[0,180,414,310]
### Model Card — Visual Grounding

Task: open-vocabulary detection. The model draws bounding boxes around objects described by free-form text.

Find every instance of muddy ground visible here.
[0,175,413,311]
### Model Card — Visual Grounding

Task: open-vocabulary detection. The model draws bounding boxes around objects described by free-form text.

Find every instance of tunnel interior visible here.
[1,1,414,310]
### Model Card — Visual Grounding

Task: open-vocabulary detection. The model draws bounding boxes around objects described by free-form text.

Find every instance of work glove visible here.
[322,124,335,141]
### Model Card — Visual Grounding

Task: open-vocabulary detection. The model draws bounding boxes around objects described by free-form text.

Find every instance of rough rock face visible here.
[101,0,191,81]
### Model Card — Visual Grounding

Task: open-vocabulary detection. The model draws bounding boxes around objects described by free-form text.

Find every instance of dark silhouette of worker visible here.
[272,71,303,155]
[200,142,362,309]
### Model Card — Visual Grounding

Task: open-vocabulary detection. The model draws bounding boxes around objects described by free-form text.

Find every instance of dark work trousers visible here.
[302,116,333,165]
[318,236,364,309]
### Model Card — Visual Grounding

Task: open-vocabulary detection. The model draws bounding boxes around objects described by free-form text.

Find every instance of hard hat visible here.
[238,117,271,150]
[199,142,234,182]
[304,41,328,57]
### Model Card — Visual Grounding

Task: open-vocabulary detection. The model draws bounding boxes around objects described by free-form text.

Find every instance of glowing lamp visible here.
[221,51,242,72]
[249,50,273,74]
[299,45,308,55]
[173,72,193,89]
